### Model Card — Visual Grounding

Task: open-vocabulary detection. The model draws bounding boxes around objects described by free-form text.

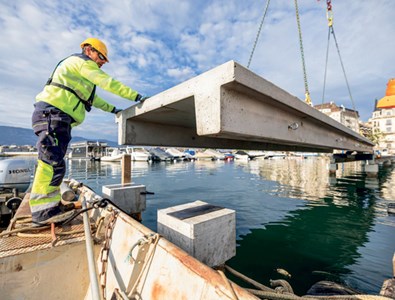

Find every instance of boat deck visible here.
[0,190,259,300]
[0,195,86,258]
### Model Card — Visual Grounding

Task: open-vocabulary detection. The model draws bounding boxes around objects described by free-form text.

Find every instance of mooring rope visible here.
[225,264,275,292]
[218,269,239,300]
[225,265,392,300]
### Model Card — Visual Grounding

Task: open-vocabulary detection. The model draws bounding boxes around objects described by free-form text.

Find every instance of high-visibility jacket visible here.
[36,53,139,126]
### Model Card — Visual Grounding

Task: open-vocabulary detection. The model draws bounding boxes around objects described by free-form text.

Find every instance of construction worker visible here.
[30,38,148,225]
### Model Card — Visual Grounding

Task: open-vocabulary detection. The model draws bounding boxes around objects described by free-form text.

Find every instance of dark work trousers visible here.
[30,102,74,222]
[32,103,73,183]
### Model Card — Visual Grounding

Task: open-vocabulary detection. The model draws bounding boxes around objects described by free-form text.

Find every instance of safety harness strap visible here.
[45,54,96,112]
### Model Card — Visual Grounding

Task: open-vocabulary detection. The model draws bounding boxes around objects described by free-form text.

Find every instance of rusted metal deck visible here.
[0,196,86,258]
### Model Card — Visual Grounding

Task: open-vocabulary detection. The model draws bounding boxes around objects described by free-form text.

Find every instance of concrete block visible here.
[327,163,337,175]
[102,183,146,214]
[364,164,379,177]
[157,200,236,267]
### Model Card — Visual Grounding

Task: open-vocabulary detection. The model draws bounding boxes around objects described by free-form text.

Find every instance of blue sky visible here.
[0,0,394,142]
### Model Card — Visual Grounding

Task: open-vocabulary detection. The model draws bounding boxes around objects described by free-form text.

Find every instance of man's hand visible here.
[136,94,150,103]
[111,107,123,114]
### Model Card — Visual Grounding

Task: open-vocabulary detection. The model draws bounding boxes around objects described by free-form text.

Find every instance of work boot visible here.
[37,210,75,225]
[32,206,76,227]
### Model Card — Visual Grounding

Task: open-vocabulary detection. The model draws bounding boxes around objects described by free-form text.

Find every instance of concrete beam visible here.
[116,61,374,153]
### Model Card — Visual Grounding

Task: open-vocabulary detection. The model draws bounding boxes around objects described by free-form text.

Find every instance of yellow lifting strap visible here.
[305,92,312,106]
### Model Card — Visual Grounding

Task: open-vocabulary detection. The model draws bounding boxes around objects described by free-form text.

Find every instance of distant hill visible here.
[0,125,118,147]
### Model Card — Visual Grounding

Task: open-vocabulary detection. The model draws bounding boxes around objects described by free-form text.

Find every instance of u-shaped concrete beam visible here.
[116,61,373,153]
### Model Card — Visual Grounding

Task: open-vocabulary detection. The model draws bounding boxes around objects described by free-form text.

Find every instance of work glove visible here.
[111,107,123,114]
[135,94,150,103]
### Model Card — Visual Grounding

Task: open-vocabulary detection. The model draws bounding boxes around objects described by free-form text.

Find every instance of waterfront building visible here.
[314,102,360,133]
[67,140,108,160]
[0,145,37,156]
[369,79,395,155]
[369,103,395,155]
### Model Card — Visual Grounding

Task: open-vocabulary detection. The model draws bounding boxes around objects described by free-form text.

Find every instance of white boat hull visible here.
[101,154,124,162]
[126,147,151,161]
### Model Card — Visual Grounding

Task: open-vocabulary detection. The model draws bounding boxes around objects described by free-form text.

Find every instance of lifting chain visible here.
[247,0,271,68]
[320,0,358,120]
[294,0,312,106]
[99,210,119,300]
[326,0,333,27]
[321,0,332,104]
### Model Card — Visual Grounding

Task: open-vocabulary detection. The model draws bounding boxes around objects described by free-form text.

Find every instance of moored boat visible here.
[203,149,225,160]
[234,150,250,161]
[165,147,189,161]
[149,147,174,161]
[126,147,151,161]
[193,150,215,160]
[101,148,125,162]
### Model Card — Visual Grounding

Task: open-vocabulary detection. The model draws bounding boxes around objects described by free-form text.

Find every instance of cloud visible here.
[167,66,195,81]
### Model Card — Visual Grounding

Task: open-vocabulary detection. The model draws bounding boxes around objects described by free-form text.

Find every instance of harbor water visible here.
[5,156,395,295]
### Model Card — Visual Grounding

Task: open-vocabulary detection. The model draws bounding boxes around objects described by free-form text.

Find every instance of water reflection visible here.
[228,159,395,295]
[6,156,392,296]
[379,164,395,200]
[236,158,331,201]
[67,159,103,181]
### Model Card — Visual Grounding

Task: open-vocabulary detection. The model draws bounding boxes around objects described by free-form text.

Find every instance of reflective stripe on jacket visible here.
[36,53,139,127]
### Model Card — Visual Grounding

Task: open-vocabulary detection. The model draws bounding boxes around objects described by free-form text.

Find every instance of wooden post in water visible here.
[393,252,395,277]
[121,154,142,221]
[121,154,131,185]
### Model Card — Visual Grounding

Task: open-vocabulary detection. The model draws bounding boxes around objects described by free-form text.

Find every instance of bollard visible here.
[327,161,337,176]
[102,183,146,215]
[364,163,379,177]
[157,200,236,267]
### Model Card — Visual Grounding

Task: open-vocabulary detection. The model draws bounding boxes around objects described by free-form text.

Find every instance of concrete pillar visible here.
[328,176,337,186]
[328,164,337,175]
[365,178,379,189]
[102,183,146,215]
[327,159,337,176]
[157,200,236,267]
[364,163,379,177]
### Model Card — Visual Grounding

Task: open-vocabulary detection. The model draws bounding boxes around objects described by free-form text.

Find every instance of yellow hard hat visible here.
[80,38,109,62]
